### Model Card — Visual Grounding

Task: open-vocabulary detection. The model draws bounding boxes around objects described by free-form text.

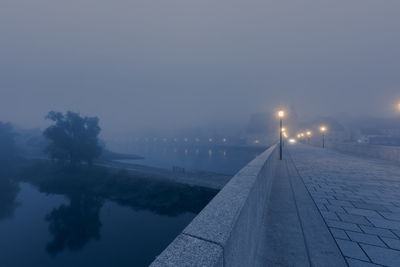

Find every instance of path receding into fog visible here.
[255,150,345,267]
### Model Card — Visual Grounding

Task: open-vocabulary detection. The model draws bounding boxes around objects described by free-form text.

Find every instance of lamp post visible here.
[281,127,287,148]
[320,126,327,148]
[278,110,285,160]
[306,131,312,144]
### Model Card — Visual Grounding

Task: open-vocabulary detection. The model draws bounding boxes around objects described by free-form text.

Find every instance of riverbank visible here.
[103,160,232,190]
[15,160,217,216]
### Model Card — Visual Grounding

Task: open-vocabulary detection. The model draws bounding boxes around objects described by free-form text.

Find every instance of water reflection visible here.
[116,145,266,175]
[45,194,103,255]
[16,163,216,259]
[0,177,20,221]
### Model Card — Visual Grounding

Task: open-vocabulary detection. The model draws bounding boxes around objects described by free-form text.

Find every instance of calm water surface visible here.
[0,183,195,267]
[118,144,266,175]
[0,145,264,267]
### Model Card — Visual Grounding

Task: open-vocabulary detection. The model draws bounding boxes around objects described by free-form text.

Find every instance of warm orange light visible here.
[306,131,312,136]
[277,110,285,118]
[281,127,286,132]
[320,126,327,132]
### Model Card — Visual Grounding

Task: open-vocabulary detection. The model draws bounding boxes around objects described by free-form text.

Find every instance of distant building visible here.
[348,117,400,146]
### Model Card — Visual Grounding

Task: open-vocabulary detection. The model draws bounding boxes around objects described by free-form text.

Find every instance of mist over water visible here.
[1,1,400,266]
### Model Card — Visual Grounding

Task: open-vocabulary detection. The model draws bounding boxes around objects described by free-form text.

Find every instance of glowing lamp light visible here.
[320,126,327,133]
[306,131,312,136]
[281,127,286,132]
[277,110,285,118]
[222,138,227,142]
[209,138,213,142]
[289,139,296,144]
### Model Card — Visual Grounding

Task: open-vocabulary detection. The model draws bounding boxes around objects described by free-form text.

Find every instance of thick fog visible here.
[1,0,400,138]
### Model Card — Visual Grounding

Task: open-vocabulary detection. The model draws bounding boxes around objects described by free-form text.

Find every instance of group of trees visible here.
[1,111,103,166]
[43,111,102,165]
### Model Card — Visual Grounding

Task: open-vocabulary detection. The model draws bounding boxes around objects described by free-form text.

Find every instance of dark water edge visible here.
[0,162,216,267]
[115,144,267,175]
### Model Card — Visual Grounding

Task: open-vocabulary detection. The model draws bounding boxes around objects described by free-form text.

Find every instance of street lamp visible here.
[320,126,327,148]
[277,110,285,160]
[306,131,312,144]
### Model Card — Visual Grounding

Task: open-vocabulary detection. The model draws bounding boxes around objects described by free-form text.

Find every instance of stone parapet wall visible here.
[150,145,278,266]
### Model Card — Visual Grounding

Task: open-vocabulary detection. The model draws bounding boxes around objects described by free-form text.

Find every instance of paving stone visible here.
[337,213,373,226]
[346,258,383,267]
[325,204,346,213]
[391,229,400,238]
[359,225,399,239]
[382,237,400,250]
[321,211,340,221]
[344,207,383,219]
[352,202,390,212]
[346,231,386,247]
[361,244,400,266]
[336,239,369,261]
[329,199,355,208]
[368,218,400,231]
[327,220,362,232]
[385,206,400,213]
[379,212,400,221]
[330,228,348,240]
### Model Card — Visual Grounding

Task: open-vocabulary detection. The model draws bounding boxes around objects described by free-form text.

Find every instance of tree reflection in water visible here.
[0,177,20,221]
[45,194,103,255]
[20,163,217,256]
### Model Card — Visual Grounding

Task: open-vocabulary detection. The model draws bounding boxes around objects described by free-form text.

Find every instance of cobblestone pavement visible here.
[289,145,400,267]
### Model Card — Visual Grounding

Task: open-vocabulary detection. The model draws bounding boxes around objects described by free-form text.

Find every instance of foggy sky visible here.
[1,0,400,137]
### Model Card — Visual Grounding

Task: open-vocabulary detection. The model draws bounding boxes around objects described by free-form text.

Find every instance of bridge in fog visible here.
[151,143,400,267]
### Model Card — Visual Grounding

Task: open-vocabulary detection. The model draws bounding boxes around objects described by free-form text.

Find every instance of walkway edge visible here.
[287,150,347,267]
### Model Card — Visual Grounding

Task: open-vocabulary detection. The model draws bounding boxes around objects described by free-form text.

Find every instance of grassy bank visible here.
[17,161,218,216]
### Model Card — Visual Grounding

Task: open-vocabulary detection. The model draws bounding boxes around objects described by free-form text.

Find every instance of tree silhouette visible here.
[0,122,17,162]
[45,194,103,255]
[0,178,19,220]
[43,111,102,165]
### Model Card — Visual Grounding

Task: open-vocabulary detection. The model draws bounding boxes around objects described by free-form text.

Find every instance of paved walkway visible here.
[289,145,400,267]
[256,154,346,266]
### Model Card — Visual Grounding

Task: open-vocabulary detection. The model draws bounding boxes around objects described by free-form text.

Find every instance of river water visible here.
[0,145,264,266]
[0,183,195,267]
[116,144,265,175]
